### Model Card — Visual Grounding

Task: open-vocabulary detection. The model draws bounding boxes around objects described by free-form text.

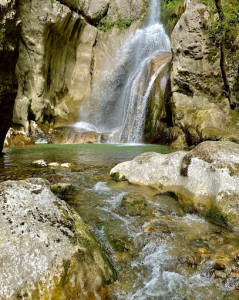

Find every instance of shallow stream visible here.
[1,144,239,299]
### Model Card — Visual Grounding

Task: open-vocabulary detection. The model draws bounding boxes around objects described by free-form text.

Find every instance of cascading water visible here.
[78,0,170,143]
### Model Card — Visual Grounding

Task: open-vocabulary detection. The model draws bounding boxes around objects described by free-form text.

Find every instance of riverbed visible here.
[1,144,239,299]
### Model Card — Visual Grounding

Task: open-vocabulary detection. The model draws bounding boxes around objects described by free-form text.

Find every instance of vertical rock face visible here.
[168,0,239,147]
[11,0,148,140]
[144,53,172,144]
[14,0,98,134]
[0,0,19,153]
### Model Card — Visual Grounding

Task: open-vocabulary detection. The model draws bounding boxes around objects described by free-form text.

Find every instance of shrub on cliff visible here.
[161,0,185,35]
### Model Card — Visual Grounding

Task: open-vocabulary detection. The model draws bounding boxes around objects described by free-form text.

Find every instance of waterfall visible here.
[78,0,170,143]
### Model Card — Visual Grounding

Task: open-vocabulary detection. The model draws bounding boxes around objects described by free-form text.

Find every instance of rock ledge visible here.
[111,141,239,230]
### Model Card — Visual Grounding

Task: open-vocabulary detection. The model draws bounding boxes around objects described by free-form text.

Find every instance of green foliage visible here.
[97,14,133,33]
[97,17,114,32]
[161,0,185,35]
[166,0,184,8]
[110,172,126,182]
[116,14,132,32]
[209,206,228,226]
[204,0,239,45]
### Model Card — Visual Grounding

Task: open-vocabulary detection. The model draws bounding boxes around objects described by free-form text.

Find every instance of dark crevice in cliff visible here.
[89,33,98,87]
[58,0,110,28]
[214,0,234,109]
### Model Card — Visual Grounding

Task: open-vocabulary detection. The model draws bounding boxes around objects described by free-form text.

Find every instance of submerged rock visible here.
[51,182,76,197]
[111,141,239,230]
[61,163,73,168]
[48,162,60,167]
[0,178,116,299]
[121,192,147,216]
[32,160,48,168]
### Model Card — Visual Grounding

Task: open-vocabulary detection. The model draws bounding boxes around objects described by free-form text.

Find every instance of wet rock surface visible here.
[4,127,35,147]
[1,144,239,297]
[0,178,116,299]
[111,141,239,230]
[51,182,76,198]
[48,126,101,144]
[120,192,148,216]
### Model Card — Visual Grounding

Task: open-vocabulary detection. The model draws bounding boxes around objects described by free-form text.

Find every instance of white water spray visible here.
[78,0,170,143]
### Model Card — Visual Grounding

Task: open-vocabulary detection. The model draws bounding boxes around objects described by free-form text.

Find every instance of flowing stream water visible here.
[1,144,239,299]
[77,0,170,143]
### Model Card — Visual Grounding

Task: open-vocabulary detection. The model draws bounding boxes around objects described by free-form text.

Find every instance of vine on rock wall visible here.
[204,0,239,108]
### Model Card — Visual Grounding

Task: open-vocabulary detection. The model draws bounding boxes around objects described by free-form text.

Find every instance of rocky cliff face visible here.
[11,0,147,141]
[0,0,19,153]
[164,0,239,148]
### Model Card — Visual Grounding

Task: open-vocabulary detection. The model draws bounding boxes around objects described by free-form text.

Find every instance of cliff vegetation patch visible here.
[97,13,133,32]
[161,0,185,35]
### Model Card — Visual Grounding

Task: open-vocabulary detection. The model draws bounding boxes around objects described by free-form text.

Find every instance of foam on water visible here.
[104,192,127,209]
[183,214,207,224]
[91,182,111,193]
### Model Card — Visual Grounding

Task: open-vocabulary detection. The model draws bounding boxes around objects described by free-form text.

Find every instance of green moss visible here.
[161,0,185,35]
[115,14,132,32]
[110,172,126,182]
[97,17,114,32]
[208,206,228,227]
[204,0,239,46]
[97,14,133,33]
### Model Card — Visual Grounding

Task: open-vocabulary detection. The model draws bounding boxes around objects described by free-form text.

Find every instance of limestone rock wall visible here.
[144,53,172,144]
[0,0,20,153]
[11,0,148,139]
[14,0,97,134]
[168,0,239,147]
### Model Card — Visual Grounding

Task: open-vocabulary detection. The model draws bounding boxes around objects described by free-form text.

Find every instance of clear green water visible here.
[1,144,239,299]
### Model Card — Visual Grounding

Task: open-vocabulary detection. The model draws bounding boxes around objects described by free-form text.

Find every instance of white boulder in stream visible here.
[0,178,116,299]
[111,141,239,230]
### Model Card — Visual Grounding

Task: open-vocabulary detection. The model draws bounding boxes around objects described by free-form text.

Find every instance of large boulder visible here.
[47,126,104,144]
[0,178,116,299]
[111,141,239,230]
[60,0,110,21]
[0,0,20,154]
[4,127,35,147]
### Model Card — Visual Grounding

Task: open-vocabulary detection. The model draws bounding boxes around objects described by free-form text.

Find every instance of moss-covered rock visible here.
[144,53,173,144]
[161,0,186,36]
[51,182,76,197]
[120,192,147,216]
